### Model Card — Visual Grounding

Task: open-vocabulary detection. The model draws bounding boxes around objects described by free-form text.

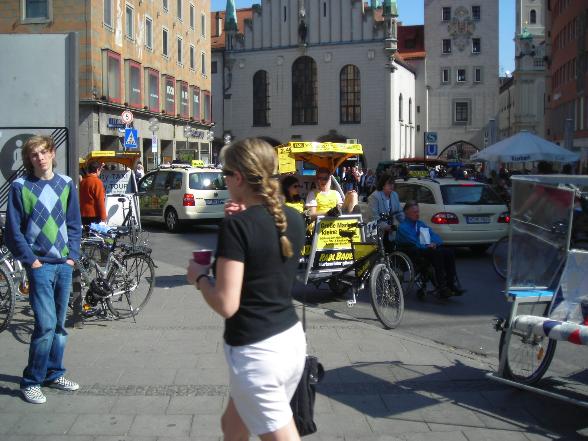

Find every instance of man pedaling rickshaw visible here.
[396,200,466,298]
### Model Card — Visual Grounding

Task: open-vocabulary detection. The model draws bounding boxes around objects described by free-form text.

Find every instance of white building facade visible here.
[212,0,419,169]
[212,0,499,168]
[424,0,499,159]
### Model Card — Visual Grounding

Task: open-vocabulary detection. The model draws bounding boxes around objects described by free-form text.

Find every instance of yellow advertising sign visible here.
[353,243,377,277]
[191,160,205,167]
[88,150,116,157]
[288,142,363,155]
[316,218,361,249]
[277,146,296,174]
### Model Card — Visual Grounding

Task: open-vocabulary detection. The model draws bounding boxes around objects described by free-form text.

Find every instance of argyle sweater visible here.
[5,173,82,266]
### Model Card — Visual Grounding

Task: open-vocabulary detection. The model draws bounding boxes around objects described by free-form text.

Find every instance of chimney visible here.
[216,12,223,37]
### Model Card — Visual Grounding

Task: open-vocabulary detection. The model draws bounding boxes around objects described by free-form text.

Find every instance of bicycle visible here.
[0,246,17,333]
[313,214,405,329]
[77,225,155,321]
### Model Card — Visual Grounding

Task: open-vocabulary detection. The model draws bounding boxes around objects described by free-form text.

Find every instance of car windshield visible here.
[441,184,503,205]
[189,172,226,190]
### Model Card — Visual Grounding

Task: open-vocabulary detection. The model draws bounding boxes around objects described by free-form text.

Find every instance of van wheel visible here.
[165,208,182,233]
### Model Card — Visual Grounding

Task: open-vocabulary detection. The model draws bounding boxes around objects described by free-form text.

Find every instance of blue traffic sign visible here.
[124,128,138,149]
[424,131,438,144]
[426,143,438,156]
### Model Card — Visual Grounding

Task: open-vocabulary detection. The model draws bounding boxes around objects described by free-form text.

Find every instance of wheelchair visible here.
[388,243,462,300]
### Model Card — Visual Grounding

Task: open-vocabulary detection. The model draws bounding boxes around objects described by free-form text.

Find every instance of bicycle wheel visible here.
[106,253,155,318]
[491,236,509,280]
[389,251,414,295]
[498,328,557,385]
[0,263,17,333]
[369,262,404,329]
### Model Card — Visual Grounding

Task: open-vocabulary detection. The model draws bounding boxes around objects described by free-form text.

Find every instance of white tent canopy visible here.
[471,131,580,163]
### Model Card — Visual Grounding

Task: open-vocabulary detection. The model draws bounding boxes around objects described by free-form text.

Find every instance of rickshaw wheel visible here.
[328,278,349,297]
[498,329,557,385]
[369,263,404,329]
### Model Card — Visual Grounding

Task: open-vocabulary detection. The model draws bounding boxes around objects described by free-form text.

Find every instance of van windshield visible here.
[189,172,227,190]
[441,184,503,205]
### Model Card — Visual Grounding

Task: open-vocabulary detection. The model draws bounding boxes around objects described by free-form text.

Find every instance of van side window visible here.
[395,184,417,202]
[139,173,155,192]
[153,172,169,191]
[417,186,435,204]
[170,172,183,190]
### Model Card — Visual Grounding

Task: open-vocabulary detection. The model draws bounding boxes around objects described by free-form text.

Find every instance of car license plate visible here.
[466,216,490,224]
[205,199,225,205]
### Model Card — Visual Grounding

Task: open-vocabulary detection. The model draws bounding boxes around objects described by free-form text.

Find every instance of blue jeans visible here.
[21,263,74,388]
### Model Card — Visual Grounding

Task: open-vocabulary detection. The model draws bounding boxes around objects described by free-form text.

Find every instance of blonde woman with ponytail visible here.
[187,138,306,441]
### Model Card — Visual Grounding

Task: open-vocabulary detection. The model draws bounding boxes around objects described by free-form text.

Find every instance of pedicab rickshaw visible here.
[276,141,405,328]
[488,174,588,408]
[80,150,142,228]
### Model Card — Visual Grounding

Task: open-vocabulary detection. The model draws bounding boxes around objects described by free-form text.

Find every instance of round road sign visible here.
[121,110,134,125]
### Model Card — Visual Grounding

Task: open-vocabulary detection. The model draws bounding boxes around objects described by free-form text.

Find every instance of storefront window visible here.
[127,60,141,108]
[179,81,189,118]
[191,86,200,120]
[164,75,175,114]
[145,68,159,112]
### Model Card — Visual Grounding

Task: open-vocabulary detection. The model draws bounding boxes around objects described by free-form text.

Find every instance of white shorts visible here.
[224,321,306,435]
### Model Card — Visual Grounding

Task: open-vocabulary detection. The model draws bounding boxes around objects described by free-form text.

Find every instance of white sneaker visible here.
[22,385,46,404]
[48,376,79,391]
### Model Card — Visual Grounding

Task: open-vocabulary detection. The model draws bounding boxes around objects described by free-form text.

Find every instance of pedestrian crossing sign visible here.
[124,128,138,149]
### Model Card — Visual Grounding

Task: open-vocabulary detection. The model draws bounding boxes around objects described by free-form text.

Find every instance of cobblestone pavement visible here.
[0,259,587,440]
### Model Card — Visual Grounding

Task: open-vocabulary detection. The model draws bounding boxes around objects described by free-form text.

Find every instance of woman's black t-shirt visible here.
[216,204,305,346]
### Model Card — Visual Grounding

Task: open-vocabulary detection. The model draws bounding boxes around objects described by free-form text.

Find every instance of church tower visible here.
[512,0,546,136]
[224,0,237,50]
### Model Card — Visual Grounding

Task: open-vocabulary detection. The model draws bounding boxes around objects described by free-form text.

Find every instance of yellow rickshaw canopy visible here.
[276,142,363,174]
[80,150,141,169]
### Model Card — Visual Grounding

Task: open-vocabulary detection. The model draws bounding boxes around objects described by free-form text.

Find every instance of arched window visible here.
[408,98,412,124]
[292,56,318,125]
[530,9,536,24]
[340,65,361,124]
[253,70,269,126]
[399,94,403,121]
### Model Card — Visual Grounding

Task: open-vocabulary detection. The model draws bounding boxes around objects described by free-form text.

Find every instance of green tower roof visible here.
[225,0,238,32]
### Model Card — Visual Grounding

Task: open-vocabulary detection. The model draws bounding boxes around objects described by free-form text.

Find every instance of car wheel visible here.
[165,208,182,233]
[470,244,490,255]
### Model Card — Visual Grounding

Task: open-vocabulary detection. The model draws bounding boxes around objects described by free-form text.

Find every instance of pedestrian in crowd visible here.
[492,177,511,206]
[5,135,82,404]
[186,138,306,440]
[396,201,465,298]
[79,160,106,226]
[368,173,405,250]
[134,162,145,182]
[364,169,376,196]
[281,175,305,213]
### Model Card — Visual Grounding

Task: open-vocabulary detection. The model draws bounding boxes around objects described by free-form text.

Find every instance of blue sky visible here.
[211,0,515,74]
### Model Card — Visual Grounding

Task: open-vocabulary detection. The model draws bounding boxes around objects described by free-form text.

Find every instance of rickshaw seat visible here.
[511,249,588,345]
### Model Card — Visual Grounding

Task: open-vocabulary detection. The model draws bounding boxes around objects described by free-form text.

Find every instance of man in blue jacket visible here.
[396,200,464,298]
[5,135,82,404]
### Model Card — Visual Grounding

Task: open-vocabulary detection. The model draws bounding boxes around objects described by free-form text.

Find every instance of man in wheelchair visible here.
[396,200,465,298]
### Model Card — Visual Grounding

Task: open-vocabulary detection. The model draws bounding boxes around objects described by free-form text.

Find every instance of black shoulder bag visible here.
[290,298,325,436]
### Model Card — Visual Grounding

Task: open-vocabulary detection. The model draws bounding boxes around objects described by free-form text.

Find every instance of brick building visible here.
[546,0,588,169]
[0,0,213,169]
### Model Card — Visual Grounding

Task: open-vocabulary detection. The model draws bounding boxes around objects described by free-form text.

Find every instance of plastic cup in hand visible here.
[192,249,212,265]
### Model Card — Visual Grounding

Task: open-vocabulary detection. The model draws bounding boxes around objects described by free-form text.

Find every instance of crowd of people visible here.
[5,135,584,441]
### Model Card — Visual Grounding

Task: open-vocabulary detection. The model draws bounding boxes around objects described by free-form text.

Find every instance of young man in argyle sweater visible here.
[5,135,82,404]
